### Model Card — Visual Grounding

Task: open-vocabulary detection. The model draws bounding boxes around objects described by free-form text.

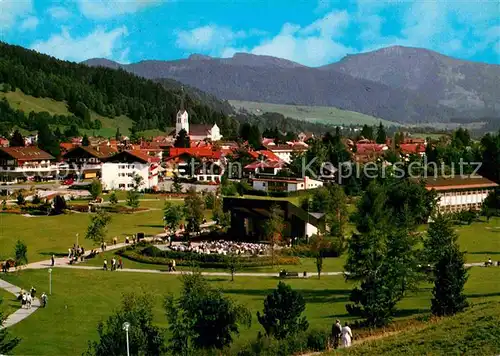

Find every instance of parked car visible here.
[63,178,74,185]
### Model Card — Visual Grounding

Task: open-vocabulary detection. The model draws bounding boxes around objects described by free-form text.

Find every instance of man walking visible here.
[331,319,342,349]
[103,259,108,271]
[51,254,55,267]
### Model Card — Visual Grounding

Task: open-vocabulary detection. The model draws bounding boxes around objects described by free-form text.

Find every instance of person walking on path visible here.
[118,257,123,270]
[51,254,55,267]
[341,322,353,348]
[41,292,48,307]
[21,292,26,309]
[331,319,342,349]
[103,259,108,271]
[171,259,176,272]
[26,293,32,309]
[111,258,116,271]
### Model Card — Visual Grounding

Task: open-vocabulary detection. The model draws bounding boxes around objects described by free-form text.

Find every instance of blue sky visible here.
[1,0,499,66]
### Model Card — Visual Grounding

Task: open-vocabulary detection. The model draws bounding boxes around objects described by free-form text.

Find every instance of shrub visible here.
[118,245,299,269]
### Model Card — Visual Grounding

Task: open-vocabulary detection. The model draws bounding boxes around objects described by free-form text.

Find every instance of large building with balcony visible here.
[0,147,56,182]
[62,145,117,179]
[424,175,498,213]
[101,150,160,191]
[252,176,323,193]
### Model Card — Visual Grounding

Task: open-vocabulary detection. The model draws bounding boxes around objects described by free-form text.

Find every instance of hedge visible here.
[117,245,299,269]
[237,329,331,356]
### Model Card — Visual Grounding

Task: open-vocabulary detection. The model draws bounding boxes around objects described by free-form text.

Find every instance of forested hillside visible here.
[0,42,237,136]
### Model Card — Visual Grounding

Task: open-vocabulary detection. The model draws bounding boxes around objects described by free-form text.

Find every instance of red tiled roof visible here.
[125,150,161,163]
[400,143,426,154]
[0,146,54,161]
[257,150,280,161]
[356,143,387,154]
[60,142,76,151]
[168,147,221,159]
[244,159,287,170]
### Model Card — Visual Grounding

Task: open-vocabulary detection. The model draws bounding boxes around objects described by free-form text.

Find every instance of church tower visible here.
[176,87,189,135]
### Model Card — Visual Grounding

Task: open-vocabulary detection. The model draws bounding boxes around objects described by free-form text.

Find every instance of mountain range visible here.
[83,46,500,124]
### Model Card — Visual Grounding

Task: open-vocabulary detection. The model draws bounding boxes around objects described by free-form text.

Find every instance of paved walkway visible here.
[54,264,344,277]
[0,279,40,329]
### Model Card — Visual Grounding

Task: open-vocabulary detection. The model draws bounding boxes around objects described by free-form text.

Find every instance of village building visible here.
[63,145,117,179]
[244,159,287,178]
[101,150,159,191]
[264,142,308,163]
[0,137,9,147]
[251,176,323,193]
[165,147,223,182]
[424,175,498,213]
[0,146,56,182]
[223,198,326,241]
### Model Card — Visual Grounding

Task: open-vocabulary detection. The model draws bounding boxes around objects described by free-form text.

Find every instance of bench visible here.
[279,271,300,278]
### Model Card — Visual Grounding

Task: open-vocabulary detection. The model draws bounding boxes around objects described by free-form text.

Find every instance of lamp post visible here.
[122,322,130,356]
[48,268,52,295]
[76,233,79,247]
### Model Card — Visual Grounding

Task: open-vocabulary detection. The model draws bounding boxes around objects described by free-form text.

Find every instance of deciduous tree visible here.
[183,188,204,235]
[264,204,284,266]
[14,240,28,268]
[85,293,164,356]
[257,281,308,339]
[165,273,250,351]
[89,179,102,201]
[85,210,111,245]
[163,202,183,234]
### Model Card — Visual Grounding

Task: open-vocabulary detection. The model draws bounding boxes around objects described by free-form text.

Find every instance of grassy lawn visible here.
[0,209,164,262]
[0,288,18,317]
[1,267,499,355]
[339,301,500,355]
[455,217,500,263]
[81,248,347,273]
[229,100,398,127]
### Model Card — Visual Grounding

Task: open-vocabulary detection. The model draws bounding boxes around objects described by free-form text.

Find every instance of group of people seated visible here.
[169,240,266,256]
[485,257,500,267]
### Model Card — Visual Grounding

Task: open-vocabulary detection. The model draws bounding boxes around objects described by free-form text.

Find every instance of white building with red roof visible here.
[101,150,159,191]
[0,146,56,182]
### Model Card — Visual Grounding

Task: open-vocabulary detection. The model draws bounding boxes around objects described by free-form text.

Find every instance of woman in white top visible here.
[341,322,353,347]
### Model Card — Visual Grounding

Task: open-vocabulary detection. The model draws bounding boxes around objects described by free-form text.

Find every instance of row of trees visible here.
[85,274,309,356]
[344,178,468,327]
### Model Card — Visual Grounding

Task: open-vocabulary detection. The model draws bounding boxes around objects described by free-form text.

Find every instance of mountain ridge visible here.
[82,45,500,123]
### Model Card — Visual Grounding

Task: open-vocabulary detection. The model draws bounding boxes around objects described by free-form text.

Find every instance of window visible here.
[119,184,125,188]
[199,176,204,181]
[127,183,134,188]
[207,176,212,181]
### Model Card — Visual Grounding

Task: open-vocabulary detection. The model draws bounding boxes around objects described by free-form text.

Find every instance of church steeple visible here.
[176,86,189,135]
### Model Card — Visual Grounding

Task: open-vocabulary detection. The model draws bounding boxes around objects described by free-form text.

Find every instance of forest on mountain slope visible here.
[0,42,238,137]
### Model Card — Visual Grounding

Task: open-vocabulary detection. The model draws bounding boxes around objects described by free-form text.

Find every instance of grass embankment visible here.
[1,267,499,355]
[0,88,168,138]
[337,301,500,355]
[229,100,398,127]
[0,288,18,317]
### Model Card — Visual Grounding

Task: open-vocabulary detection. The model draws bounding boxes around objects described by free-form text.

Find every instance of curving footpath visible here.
[0,279,40,329]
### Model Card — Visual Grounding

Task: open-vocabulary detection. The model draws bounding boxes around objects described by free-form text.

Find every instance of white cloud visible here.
[20,16,39,31]
[355,0,500,58]
[31,26,129,62]
[0,0,33,29]
[244,11,354,66]
[78,0,164,19]
[176,25,246,52]
[48,6,72,21]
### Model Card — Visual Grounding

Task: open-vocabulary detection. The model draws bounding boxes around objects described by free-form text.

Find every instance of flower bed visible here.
[118,245,300,269]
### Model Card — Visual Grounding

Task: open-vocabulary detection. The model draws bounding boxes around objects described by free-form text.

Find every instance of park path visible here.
[8,221,217,272]
[0,279,40,329]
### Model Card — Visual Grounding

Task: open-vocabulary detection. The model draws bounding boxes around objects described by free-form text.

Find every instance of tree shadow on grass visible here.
[137,224,164,228]
[467,251,500,255]
[39,252,67,257]
[466,292,500,298]
[225,288,351,304]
